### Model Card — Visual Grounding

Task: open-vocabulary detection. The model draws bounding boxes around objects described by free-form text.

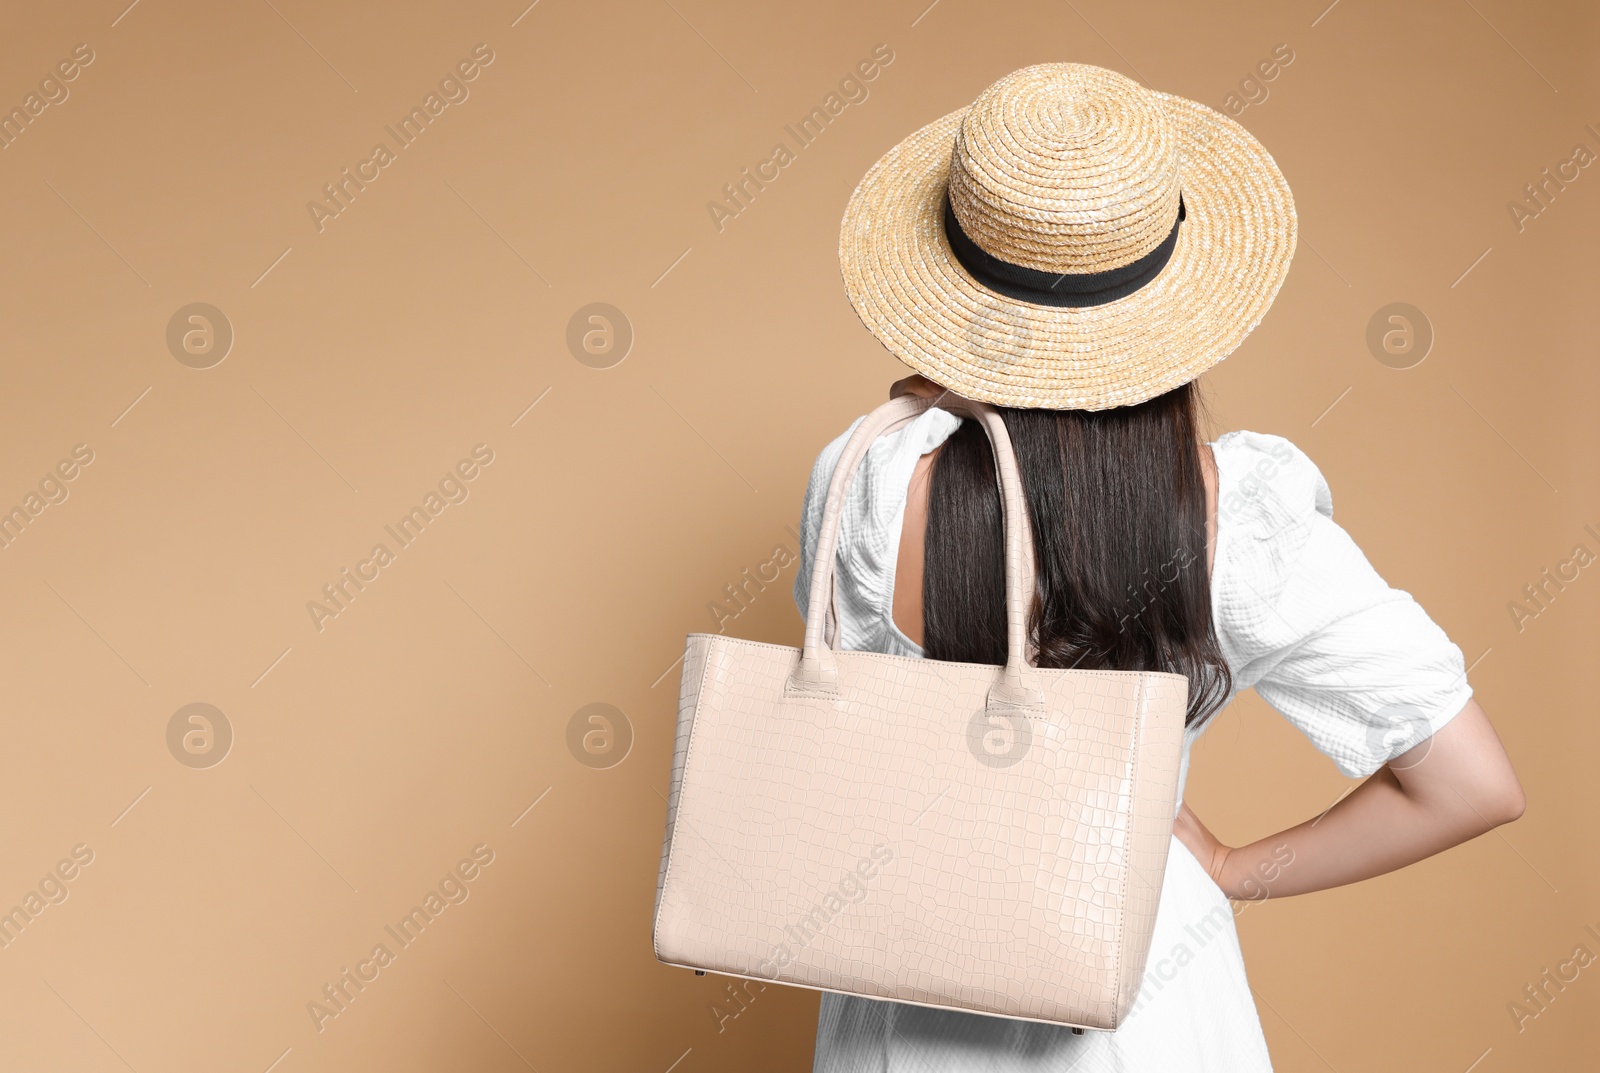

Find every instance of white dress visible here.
[791,406,1475,1072]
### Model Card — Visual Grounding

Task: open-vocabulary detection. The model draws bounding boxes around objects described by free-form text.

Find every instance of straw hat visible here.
[839,63,1296,410]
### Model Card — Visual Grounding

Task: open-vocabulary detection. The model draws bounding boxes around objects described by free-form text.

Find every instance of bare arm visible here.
[1176,698,1525,900]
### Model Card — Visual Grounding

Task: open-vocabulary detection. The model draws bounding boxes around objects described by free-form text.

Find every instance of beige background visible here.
[0,0,1594,1070]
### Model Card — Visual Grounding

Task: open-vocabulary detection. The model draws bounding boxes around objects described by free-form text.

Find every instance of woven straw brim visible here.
[839,93,1297,411]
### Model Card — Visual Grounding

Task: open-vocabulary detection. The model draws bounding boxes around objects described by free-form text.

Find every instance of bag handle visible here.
[789,390,1044,716]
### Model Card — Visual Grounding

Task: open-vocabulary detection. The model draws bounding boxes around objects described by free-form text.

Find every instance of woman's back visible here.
[793,400,1481,1071]
[890,430,1220,650]
[795,403,1475,780]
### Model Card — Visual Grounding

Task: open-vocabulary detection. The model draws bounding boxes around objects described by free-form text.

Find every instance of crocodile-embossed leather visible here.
[654,393,1186,1030]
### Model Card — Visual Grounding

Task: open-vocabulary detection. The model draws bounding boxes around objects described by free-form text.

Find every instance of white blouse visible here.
[791,405,1474,1072]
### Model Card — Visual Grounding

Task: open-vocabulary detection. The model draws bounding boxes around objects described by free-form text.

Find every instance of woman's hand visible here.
[1173,801,1235,893]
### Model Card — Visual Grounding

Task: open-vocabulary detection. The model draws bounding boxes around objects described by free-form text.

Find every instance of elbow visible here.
[1492,778,1527,826]
[1400,700,1525,831]
[1466,772,1526,830]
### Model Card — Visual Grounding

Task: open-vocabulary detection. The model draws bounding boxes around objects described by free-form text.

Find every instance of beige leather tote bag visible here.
[653,392,1187,1030]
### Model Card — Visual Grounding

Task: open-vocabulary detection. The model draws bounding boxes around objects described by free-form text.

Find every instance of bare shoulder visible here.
[1201,442,1218,580]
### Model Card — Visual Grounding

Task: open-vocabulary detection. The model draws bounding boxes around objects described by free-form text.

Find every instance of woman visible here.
[792,63,1524,1071]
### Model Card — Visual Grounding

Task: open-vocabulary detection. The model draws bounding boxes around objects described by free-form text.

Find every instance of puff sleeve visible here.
[1210,431,1475,779]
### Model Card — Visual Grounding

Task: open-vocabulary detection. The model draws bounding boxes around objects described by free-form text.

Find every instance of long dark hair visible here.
[922,381,1231,728]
